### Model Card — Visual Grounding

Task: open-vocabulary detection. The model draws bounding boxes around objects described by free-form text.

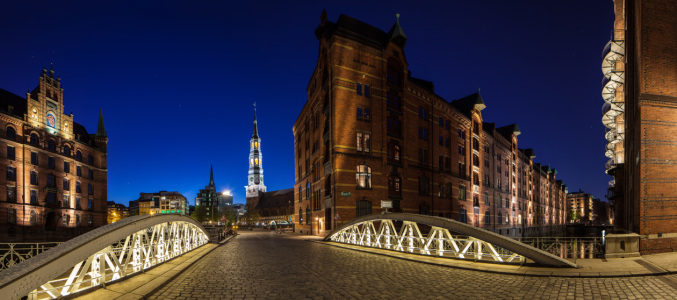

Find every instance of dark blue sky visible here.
[1,1,614,205]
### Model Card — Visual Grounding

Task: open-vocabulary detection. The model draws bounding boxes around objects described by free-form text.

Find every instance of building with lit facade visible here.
[293,11,568,237]
[0,66,108,241]
[244,109,294,226]
[604,0,677,253]
[567,191,594,223]
[107,201,129,224]
[134,191,187,215]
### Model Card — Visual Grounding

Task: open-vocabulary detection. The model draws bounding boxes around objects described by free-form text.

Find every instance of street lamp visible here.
[315,217,319,235]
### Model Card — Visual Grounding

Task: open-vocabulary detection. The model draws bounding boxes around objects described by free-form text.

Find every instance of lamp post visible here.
[315,217,319,235]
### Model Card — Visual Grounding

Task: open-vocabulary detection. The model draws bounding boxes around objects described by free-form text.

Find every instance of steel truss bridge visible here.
[0,215,209,300]
[325,213,578,268]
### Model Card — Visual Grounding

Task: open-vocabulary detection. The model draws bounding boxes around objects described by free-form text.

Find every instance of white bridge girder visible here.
[325,213,578,268]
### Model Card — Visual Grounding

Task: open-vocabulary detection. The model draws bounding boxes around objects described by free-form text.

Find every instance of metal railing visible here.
[0,243,62,271]
[517,237,605,259]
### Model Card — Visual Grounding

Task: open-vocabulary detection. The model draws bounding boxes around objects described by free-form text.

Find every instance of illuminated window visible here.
[356,165,371,189]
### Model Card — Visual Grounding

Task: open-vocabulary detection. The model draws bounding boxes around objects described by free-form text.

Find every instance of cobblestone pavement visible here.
[149,231,677,299]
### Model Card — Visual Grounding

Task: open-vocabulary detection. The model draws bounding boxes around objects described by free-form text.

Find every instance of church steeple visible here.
[209,164,215,187]
[96,109,107,137]
[245,103,266,198]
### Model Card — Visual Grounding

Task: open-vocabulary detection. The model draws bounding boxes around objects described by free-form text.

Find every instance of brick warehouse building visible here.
[0,66,108,241]
[293,12,568,237]
[605,0,677,253]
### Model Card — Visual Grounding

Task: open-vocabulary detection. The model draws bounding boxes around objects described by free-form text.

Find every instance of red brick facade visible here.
[293,12,568,237]
[0,66,108,241]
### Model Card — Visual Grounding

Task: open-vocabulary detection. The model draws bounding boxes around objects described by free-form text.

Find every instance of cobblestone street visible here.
[149,232,677,299]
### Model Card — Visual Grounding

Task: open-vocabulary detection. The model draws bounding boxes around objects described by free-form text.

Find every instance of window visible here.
[6,166,16,181]
[445,157,451,172]
[498,212,503,224]
[473,122,480,135]
[459,162,466,178]
[76,151,82,162]
[419,176,430,195]
[30,171,37,185]
[31,152,38,165]
[439,117,444,127]
[459,208,467,223]
[458,129,465,140]
[439,155,444,170]
[88,155,94,165]
[63,178,70,191]
[388,142,401,163]
[364,84,370,97]
[47,174,55,187]
[76,181,81,193]
[63,214,69,225]
[3,185,16,204]
[485,212,491,225]
[387,116,401,136]
[356,132,370,152]
[356,82,362,95]
[458,145,465,155]
[306,181,310,199]
[485,192,490,205]
[89,169,93,179]
[30,133,38,146]
[445,120,450,130]
[356,200,372,217]
[77,166,81,176]
[7,146,14,160]
[473,171,480,185]
[505,198,510,208]
[7,208,16,224]
[484,159,489,167]
[445,138,450,148]
[472,138,480,151]
[30,210,37,225]
[63,145,71,157]
[389,176,401,196]
[48,157,55,169]
[439,135,443,146]
[356,165,372,188]
[88,198,93,210]
[305,207,310,225]
[387,58,402,85]
[418,148,428,165]
[48,140,56,152]
[64,162,70,173]
[298,186,302,202]
[445,183,452,198]
[75,197,81,210]
[46,192,56,204]
[473,154,480,167]
[418,127,428,140]
[459,185,466,201]
[387,90,401,110]
[356,107,371,122]
[30,190,37,204]
[6,127,16,141]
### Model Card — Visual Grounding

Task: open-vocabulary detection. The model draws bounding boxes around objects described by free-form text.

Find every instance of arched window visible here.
[485,211,491,225]
[497,212,503,224]
[48,140,56,152]
[305,207,310,225]
[356,200,372,217]
[30,210,37,225]
[6,127,16,141]
[30,133,39,146]
[306,181,311,199]
[356,165,371,188]
[298,185,302,202]
[76,151,82,162]
[63,145,71,157]
[299,208,303,223]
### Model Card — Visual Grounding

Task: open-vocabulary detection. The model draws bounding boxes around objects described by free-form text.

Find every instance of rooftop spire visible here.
[96,109,107,137]
[388,13,407,48]
[252,102,259,138]
[209,164,215,186]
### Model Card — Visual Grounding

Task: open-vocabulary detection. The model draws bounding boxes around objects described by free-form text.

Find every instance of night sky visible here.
[0,1,614,206]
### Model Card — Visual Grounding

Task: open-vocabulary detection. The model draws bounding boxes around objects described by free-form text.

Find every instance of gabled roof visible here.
[408,76,434,93]
[0,88,27,118]
[450,91,486,118]
[387,14,407,48]
[496,124,521,140]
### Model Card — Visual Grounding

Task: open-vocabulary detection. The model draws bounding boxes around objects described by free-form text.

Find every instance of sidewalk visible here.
[309,237,677,278]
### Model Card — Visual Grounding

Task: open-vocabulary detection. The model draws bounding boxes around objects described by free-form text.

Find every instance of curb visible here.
[312,240,674,278]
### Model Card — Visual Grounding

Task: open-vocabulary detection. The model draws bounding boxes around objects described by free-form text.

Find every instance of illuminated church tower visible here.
[245,106,266,198]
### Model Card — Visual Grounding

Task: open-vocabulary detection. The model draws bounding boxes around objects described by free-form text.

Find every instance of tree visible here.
[192,205,207,223]
[568,210,580,222]
[222,206,237,226]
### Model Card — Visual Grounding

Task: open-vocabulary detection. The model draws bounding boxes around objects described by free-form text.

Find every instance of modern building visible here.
[0,66,108,241]
[244,109,294,226]
[567,191,594,223]
[604,0,677,253]
[195,165,223,220]
[107,201,129,224]
[293,11,569,237]
[134,191,187,215]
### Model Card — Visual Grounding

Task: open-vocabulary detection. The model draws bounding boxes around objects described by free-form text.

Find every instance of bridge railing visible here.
[516,237,605,259]
[0,243,62,271]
